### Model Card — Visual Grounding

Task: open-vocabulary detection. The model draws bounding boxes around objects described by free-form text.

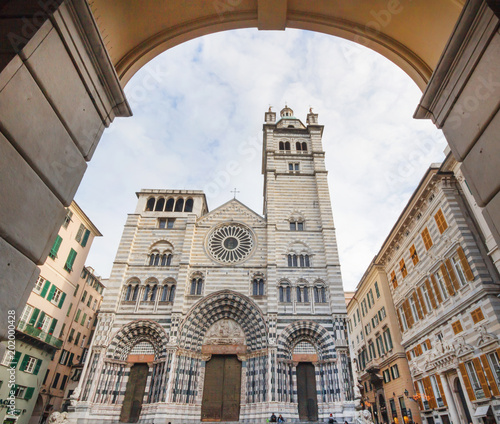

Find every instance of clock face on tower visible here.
[206,223,255,264]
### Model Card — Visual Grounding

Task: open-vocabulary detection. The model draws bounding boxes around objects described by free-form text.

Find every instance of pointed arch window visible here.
[165,198,175,211]
[155,198,165,211]
[150,285,158,301]
[175,198,184,212]
[145,197,155,211]
[297,285,309,303]
[287,254,310,267]
[184,198,194,212]
[314,286,327,303]
[132,285,139,301]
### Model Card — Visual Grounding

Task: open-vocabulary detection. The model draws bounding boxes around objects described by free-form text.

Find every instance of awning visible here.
[473,405,491,417]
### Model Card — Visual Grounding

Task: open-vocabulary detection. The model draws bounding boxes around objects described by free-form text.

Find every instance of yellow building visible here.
[348,265,421,424]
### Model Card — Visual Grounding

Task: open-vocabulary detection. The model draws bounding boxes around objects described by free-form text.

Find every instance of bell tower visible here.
[262,105,346,313]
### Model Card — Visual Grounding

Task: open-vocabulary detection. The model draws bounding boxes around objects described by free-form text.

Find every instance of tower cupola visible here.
[280,105,294,118]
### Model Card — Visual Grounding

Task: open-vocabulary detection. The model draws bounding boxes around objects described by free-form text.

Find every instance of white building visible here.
[71,106,354,423]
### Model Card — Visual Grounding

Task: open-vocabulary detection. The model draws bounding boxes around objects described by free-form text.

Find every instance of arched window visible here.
[184,198,194,212]
[145,197,155,211]
[300,255,305,267]
[279,283,291,303]
[169,285,176,302]
[296,286,302,302]
[132,285,139,301]
[252,278,265,296]
[290,220,304,231]
[153,254,160,266]
[190,278,203,295]
[302,142,307,151]
[161,254,167,266]
[167,254,172,266]
[151,285,158,301]
[161,285,169,302]
[166,198,175,211]
[155,198,165,211]
[143,285,150,301]
[314,286,327,303]
[288,254,292,267]
[175,198,184,212]
[149,254,155,266]
[293,255,298,267]
[279,141,284,151]
[296,141,302,151]
[305,255,310,267]
[284,141,291,150]
[125,285,132,301]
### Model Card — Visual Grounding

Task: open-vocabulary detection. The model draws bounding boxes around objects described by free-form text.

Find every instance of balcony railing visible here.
[17,321,63,348]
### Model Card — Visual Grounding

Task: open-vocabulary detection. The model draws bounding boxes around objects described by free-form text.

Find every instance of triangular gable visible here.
[197,198,266,226]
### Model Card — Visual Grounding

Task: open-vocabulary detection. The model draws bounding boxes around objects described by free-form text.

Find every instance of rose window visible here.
[207,224,254,263]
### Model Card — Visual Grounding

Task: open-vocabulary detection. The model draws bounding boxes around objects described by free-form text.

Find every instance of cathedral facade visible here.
[72,107,354,423]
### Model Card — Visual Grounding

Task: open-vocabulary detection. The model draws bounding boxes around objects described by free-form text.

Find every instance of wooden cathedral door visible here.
[201,355,242,421]
[297,362,318,421]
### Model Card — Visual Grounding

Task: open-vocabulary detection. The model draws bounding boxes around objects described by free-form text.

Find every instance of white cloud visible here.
[75,29,447,291]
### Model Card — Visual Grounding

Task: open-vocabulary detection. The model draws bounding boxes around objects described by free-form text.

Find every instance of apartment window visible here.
[378,307,386,321]
[75,309,81,322]
[19,304,34,324]
[421,284,433,311]
[383,369,391,383]
[49,235,63,260]
[391,364,400,379]
[80,313,87,326]
[59,323,66,338]
[365,323,371,336]
[87,295,93,308]
[81,290,87,303]
[421,227,433,250]
[372,315,379,328]
[374,281,380,298]
[368,341,376,359]
[465,361,485,398]
[62,209,73,228]
[92,300,97,311]
[451,254,468,287]
[376,335,386,356]
[74,332,81,346]
[390,270,398,289]
[399,307,408,331]
[81,336,86,348]
[409,244,419,266]
[40,315,52,333]
[60,375,68,390]
[22,356,38,374]
[52,373,61,389]
[409,297,420,323]
[435,269,449,300]
[50,287,63,305]
[361,299,367,316]
[367,289,374,308]
[400,258,408,278]
[471,308,485,324]
[64,249,77,272]
[59,350,69,365]
[34,276,45,293]
[86,317,92,329]
[434,209,448,234]
[66,303,73,317]
[487,352,500,387]
[383,328,393,351]
[68,329,75,343]
[451,320,463,334]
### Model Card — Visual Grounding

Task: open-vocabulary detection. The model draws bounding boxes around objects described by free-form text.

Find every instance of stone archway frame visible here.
[178,290,268,353]
[106,319,169,361]
[277,320,336,361]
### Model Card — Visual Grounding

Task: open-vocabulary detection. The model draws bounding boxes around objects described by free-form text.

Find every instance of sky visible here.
[74,28,447,291]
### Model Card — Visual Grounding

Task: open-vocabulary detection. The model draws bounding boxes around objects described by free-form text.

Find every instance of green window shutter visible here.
[24,387,35,400]
[40,281,51,298]
[46,284,56,302]
[36,311,46,328]
[75,309,81,322]
[49,235,63,258]
[58,292,66,308]
[33,359,42,375]
[12,351,21,368]
[19,354,30,371]
[81,313,87,326]
[68,353,74,366]
[81,229,91,247]
[29,309,40,326]
[65,249,77,272]
[48,318,57,335]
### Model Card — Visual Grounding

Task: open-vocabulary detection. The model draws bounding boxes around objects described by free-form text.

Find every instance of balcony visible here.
[17,321,63,349]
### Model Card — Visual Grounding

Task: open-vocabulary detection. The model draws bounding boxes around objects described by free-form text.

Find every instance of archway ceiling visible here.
[90,0,464,90]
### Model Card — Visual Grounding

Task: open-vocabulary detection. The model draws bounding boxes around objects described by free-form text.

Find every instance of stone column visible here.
[440,372,461,424]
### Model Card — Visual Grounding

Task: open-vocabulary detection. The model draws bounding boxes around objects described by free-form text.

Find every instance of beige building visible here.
[377,159,500,424]
[0,202,101,424]
[348,265,421,424]
[43,266,104,416]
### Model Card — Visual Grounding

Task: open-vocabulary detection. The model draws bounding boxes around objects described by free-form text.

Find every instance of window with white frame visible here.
[378,306,386,320]
[451,254,468,287]
[409,297,420,322]
[383,328,393,351]
[24,356,38,374]
[465,361,484,398]
[51,287,63,305]
[40,315,52,333]
[399,306,408,331]
[19,304,34,325]
[435,269,449,300]
[390,364,400,379]
[34,276,45,293]
[488,352,500,387]
[421,284,433,311]
[430,375,444,406]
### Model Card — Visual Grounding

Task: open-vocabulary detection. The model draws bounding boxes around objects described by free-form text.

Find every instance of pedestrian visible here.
[329,413,334,424]
[278,414,285,422]
[270,412,277,422]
